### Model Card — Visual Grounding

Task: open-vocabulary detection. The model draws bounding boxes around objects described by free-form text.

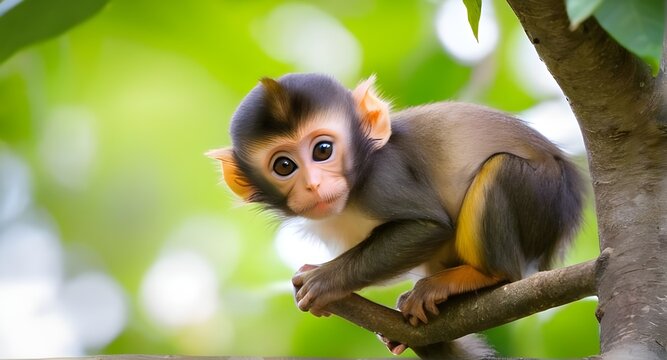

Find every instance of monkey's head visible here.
[208,73,391,219]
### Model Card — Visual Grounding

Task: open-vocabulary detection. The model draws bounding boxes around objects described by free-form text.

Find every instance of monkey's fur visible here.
[210,73,584,358]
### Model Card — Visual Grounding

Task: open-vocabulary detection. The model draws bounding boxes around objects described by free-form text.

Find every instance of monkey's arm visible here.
[292,219,452,316]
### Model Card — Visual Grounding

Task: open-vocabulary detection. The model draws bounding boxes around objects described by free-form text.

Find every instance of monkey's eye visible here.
[273,156,298,177]
[312,141,333,162]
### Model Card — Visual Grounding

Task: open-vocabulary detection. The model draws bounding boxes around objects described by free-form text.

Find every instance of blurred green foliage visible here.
[0,0,601,357]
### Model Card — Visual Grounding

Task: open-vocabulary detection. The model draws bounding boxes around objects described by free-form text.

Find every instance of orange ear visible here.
[206,147,256,201]
[352,75,391,150]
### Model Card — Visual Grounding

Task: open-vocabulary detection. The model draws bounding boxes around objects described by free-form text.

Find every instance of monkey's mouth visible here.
[302,193,346,218]
[310,195,340,210]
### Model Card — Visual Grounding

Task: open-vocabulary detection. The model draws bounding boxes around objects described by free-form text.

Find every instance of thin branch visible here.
[325,252,608,348]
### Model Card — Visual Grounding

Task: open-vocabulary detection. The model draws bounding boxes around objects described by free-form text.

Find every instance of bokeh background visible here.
[0,0,601,357]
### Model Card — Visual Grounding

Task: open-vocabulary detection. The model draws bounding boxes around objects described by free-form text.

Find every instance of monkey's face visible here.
[209,74,391,218]
[250,111,353,219]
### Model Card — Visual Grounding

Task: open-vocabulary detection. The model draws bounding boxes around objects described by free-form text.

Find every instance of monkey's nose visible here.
[306,182,321,192]
[304,169,322,192]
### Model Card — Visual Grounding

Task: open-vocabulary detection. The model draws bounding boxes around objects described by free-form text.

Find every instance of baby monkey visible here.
[209,73,583,355]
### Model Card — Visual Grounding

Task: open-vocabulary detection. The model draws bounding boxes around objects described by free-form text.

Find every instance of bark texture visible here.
[505,0,667,358]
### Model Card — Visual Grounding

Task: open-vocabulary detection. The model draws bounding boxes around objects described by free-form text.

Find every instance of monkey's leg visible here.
[400,154,521,325]
[398,265,502,326]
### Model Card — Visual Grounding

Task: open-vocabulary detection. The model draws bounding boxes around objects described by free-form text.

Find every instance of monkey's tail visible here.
[412,334,496,360]
[539,155,585,270]
[557,155,585,239]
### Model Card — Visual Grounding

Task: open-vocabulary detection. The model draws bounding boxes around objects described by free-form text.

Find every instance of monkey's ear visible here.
[352,75,391,150]
[260,77,291,123]
[206,147,256,201]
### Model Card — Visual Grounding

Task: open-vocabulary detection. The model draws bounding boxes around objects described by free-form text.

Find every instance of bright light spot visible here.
[0,149,31,224]
[436,0,499,65]
[0,166,125,356]
[61,272,128,350]
[509,28,563,97]
[274,218,331,271]
[165,215,241,282]
[140,250,219,328]
[253,4,362,83]
[521,98,586,155]
[0,284,80,357]
[0,0,22,17]
[0,218,81,357]
[38,107,97,190]
[0,217,63,282]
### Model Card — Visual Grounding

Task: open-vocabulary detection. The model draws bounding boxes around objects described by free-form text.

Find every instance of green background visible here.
[0,0,601,357]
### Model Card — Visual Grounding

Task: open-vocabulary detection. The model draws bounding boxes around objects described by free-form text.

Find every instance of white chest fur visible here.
[300,206,382,256]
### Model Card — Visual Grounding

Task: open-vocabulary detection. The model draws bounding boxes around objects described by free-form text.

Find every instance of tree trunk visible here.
[505,0,667,358]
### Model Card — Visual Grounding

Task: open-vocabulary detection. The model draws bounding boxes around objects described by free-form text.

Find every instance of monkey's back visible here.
[390,101,567,222]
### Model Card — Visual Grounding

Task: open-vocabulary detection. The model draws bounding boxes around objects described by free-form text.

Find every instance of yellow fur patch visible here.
[455,155,506,269]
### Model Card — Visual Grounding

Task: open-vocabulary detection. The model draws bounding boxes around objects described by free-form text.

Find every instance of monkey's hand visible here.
[397,276,449,326]
[292,264,349,316]
[292,264,352,317]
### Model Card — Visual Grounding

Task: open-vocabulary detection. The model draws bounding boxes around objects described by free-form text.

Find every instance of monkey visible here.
[208,73,584,357]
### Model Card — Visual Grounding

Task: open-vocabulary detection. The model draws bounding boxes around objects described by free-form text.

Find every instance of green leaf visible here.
[594,0,664,74]
[565,0,605,29]
[0,0,108,63]
[462,0,481,41]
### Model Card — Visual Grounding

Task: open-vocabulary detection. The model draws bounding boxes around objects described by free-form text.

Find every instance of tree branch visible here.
[324,252,608,349]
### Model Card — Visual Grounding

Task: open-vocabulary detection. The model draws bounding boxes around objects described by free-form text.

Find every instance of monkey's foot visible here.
[397,277,448,326]
[399,265,502,326]
[376,333,408,355]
